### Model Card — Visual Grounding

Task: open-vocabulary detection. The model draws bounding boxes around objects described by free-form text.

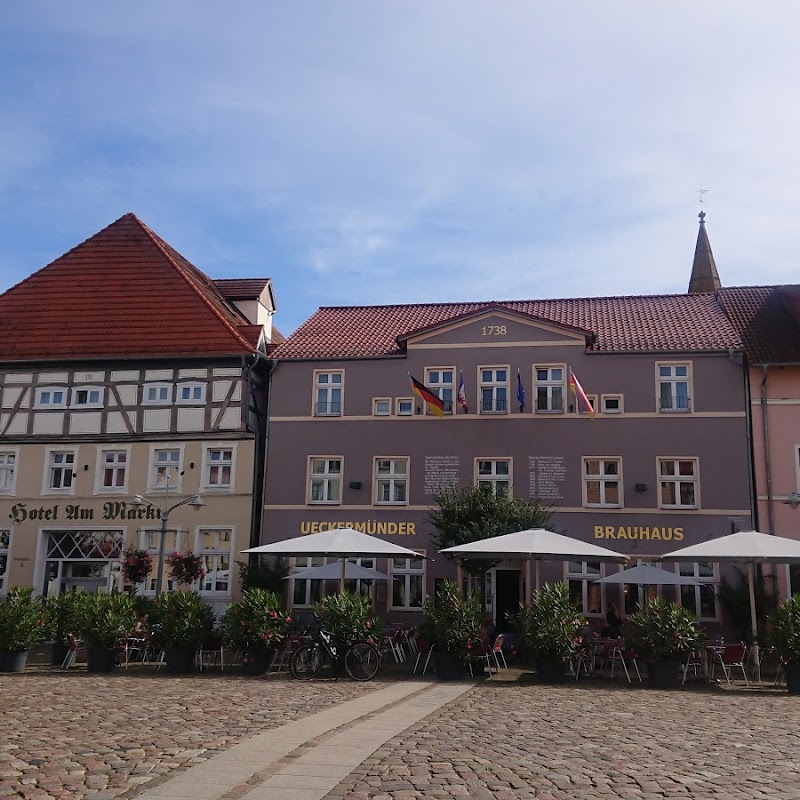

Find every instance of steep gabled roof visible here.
[688,211,721,294]
[717,285,800,364]
[0,214,262,361]
[272,294,741,360]
[214,278,272,299]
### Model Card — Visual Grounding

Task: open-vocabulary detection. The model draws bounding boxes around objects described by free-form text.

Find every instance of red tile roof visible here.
[273,294,742,359]
[717,286,800,365]
[214,278,272,300]
[0,214,263,361]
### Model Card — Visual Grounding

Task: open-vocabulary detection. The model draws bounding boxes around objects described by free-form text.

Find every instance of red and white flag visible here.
[457,370,469,413]
[569,368,595,419]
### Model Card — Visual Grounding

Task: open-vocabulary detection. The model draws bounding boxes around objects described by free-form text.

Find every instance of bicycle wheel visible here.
[344,641,380,681]
[290,643,325,680]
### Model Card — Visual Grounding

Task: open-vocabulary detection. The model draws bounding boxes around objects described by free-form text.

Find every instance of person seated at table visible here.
[600,603,623,638]
[133,612,150,637]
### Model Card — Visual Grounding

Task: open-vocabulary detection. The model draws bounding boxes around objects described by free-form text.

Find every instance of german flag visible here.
[409,374,445,417]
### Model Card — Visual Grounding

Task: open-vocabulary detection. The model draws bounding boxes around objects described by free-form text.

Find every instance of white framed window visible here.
[139,528,181,593]
[99,449,128,491]
[476,458,511,496]
[71,386,104,408]
[35,387,66,408]
[343,557,378,599]
[0,451,17,494]
[314,371,343,416]
[151,447,182,490]
[291,556,328,606]
[390,552,425,611]
[424,368,454,415]
[658,457,699,509]
[308,457,342,504]
[566,561,603,616]
[657,362,692,412]
[204,446,234,489]
[534,365,565,413]
[601,394,623,414]
[396,397,414,416]
[177,383,206,404]
[479,367,509,414]
[582,457,622,508]
[0,530,10,593]
[374,457,408,505]
[198,528,233,594]
[677,561,718,621]
[143,383,173,405]
[373,398,391,416]
[46,450,76,491]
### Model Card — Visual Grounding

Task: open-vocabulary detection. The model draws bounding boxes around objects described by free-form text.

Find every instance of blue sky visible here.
[1,2,799,335]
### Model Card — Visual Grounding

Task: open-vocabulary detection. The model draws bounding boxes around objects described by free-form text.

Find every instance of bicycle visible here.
[289,617,380,681]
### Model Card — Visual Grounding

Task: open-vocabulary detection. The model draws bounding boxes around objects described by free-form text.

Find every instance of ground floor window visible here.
[43,529,123,596]
[566,561,602,616]
[390,553,425,610]
[197,528,233,593]
[678,561,718,620]
[0,530,9,592]
[139,528,180,594]
[291,556,328,607]
[790,564,800,596]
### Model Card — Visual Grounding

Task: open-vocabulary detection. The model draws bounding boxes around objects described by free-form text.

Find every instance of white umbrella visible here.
[283,561,391,582]
[662,530,800,680]
[439,528,626,591]
[594,563,701,587]
[243,527,422,589]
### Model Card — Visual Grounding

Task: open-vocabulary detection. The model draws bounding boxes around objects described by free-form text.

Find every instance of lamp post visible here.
[130,473,204,597]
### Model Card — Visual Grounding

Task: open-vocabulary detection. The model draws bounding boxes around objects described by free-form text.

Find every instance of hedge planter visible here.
[434,651,466,681]
[51,643,69,666]
[0,650,28,672]
[165,647,195,674]
[647,660,680,689]
[536,658,566,684]
[87,647,117,673]
[241,650,270,676]
[785,664,800,694]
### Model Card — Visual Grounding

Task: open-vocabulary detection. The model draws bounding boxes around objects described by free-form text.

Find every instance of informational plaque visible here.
[528,456,567,501]
[424,455,461,495]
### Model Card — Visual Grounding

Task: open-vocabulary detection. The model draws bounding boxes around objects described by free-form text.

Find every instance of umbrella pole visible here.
[747,563,761,681]
[525,559,532,603]
[535,560,541,592]
[340,557,346,593]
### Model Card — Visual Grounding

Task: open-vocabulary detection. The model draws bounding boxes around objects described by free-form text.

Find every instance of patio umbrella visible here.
[283,561,391,582]
[594,563,702,587]
[439,528,626,591]
[662,530,800,680]
[243,527,422,590]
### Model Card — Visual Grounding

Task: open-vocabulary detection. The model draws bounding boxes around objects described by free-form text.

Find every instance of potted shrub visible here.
[75,591,137,672]
[509,582,584,684]
[166,551,206,587]
[0,587,47,672]
[422,580,482,680]
[152,590,214,673]
[222,588,293,675]
[45,591,86,665]
[628,596,701,689]
[768,594,800,693]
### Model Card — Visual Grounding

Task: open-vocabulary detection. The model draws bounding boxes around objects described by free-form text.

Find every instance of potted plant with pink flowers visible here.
[166,551,206,586]
[121,548,154,587]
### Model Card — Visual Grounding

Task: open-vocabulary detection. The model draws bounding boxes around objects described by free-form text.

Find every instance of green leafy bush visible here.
[45,590,86,645]
[222,588,292,653]
[75,592,138,649]
[313,591,381,646]
[768,594,800,666]
[422,580,482,660]
[152,591,214,649]
[0,587,47,653]
[628,596,702,661]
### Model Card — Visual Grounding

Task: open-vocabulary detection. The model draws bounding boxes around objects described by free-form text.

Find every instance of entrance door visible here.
[494,569,522,630]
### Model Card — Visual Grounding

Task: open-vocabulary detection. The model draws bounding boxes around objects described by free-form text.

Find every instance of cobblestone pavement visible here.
[333,679,800,800]
[0,667,381,800]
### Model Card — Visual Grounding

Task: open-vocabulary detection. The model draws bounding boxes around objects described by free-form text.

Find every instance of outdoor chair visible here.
[607,641,642,683]
[122,635,148,667]
[681,649,706,684]
[491,633,508,669]
[571,642,594,680]
[196,635,226,670]
[269,634,304,674]
[412,633,434,676]
[710,642,749,687]
[469,642,498,677]
[61,633,84,670]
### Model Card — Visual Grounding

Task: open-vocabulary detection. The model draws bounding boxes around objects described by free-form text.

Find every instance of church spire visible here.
[688,210,721,294]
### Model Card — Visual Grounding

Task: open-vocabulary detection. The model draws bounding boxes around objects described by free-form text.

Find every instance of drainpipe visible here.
[742,360,757,531]
[761,366,774,535]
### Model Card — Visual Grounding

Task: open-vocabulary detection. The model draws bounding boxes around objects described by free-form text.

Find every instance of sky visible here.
[1,2,799,336]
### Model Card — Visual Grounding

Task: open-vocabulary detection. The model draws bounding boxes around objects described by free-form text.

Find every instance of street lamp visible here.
[130,478,204,597]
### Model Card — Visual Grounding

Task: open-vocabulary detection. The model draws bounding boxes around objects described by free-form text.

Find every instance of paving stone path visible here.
[0,669,380,800]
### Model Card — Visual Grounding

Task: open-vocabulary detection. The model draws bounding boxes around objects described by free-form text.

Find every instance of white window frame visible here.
[70,386,104,408]
[143,383,173,405]
[203,445,235,491]
[308,457,343,504]
[534,364,565,414]
[389,551,426,611]
[149,446,183,492]
[424,367,455,415]
[565,561,604,617]
[43,449,77,494]
[476,458,512,496]
[676,561,719,622]
[374,457,409,505]
[0,449,19,494]
[176,382,206,405]
[582,457,623,508]
[290,555,330,607]
[0,529,10,593]
[601,394,624,415]
[34,387,67,408]
[479,366,509,414]
[657,457,699,509]
[373,398,392,417]
[313,370,344,417]
[196,526,234,595]
[138,528,182,594]
[96,447,130,493]
[396,397,414,416]
[657,361,692,413]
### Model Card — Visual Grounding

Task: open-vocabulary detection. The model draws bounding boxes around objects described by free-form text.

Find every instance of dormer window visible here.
[71,387,103,408]
[35,388,66,408]
[177,383,206,404]
[144,383,173,405]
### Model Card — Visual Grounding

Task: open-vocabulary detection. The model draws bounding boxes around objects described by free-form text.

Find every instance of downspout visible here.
[244,351,266,551]
[761,366,774,535]
[742,360,757,531]
[253,358,279,556]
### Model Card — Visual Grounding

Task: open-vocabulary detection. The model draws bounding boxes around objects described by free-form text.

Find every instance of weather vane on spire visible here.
[697,186,709,222]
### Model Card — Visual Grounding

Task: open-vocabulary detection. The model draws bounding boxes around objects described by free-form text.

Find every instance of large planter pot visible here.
[434,651,466,681]
[647,660,680,689]
[785,664,800,694]
[51,643,69,666]
[535,658,566,684]
[165,647,195,674]
[0,650,28,672]
[241,650,270,676]
[87,647,117,673]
